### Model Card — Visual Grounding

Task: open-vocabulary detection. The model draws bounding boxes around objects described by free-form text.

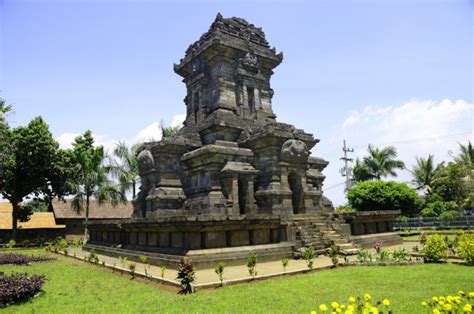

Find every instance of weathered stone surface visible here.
[229,230,249,246]
[203,231,227,248]
[171,232,184,248]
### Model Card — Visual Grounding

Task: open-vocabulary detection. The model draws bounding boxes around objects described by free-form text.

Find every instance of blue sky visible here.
[1,0,472,205]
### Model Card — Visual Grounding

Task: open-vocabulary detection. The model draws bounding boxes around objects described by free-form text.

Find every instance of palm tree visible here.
[352,158,371,182]
[110,142,141,199]
[410,155,443,194]
[455,141,474,169]
[362,145,405,180]
[0,98,12,126]
[70,131,126,242]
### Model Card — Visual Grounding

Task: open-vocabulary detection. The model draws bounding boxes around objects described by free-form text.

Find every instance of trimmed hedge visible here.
[0,272,46,307]
[0,253,55,265]
[348,181,420,216]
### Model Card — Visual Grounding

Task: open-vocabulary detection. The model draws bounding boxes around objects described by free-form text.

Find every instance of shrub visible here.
[377,250,391,263]
[86,250,99,264]
[128,262,136,279]
[176,257,195,294]
[281,258,289,272]
[214,262,225,286]
[139,255,150,277]
[302,247,315,269]
[246,253,258,278]
[5,240,15,249]
[0,272,46,307]
[327,245,339,266]
[423,234,448,263]
[391,248,410,263]
[0,253,55,265]
[373,240,383,254]
[160,266,166,278]
[457,233,474,266]
[357,250,373,264]
[347,181,420,215]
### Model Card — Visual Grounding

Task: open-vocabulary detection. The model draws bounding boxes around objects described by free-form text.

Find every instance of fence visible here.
[394,216,473,230]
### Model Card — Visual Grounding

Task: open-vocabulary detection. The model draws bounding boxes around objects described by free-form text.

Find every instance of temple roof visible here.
[174,14,283,74]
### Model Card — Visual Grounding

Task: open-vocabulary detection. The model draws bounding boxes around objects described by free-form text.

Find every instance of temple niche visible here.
[85,14,359,267]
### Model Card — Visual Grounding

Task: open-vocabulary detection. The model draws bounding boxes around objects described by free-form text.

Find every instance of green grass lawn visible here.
[1,249,473,314]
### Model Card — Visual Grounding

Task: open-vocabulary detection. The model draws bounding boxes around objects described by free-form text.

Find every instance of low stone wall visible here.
[338,210,403,248]
[86,215,293,267]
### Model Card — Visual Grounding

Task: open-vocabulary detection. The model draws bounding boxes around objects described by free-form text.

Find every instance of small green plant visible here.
[302,247,315,269]
[423,234,448,263]
[377,250,390,263]
[356,250,373,264]
[139,255,150,277]
[128,262,136,279]
[391,248,410,263]
[160,265,166,278]
[87,250,99,264]
[6,239,16,249]
[413,245,419,252]
[176,257,195,294]
[457,233,474,265]
[247,253,258,278]
[281,258,289,272]
[118,256,128,265]
[327,245,339,267]
[214,262,225,286]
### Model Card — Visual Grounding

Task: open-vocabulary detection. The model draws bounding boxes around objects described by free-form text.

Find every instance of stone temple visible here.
[86,14,360,267]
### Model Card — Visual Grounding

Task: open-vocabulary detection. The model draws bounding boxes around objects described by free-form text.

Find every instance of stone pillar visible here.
[246,179,257,214]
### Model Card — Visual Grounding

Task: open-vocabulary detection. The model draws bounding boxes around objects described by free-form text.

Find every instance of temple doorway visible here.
[288,171,302,214]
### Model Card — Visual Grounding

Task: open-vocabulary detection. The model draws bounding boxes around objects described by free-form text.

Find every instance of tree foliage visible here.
[0,116,73,239]
[347,181,420,216]
[68,130,126,241]
[410,155,443,194]
[352,145,405,182]
[110,142,140,199]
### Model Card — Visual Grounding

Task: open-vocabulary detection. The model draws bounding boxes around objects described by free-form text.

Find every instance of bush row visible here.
[0,272,46,308]
[0,253,55,266]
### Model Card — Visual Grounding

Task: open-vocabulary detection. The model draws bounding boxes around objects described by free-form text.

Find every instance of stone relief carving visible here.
[281,139,309,163]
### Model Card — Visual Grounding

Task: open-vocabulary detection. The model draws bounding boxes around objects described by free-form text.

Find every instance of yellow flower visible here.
[382,299,390,307]
[348,297,356,303]
[331,302,339,309]
[433,297,439,303]
[311,311,317,314]
[459,290,465,296]
[444,303,452,311]
[347,305,355,311]
[319,304,328,312]
[439,300,445,306]
[440,297,446,302]
[421,301,428,307]
[335,309,342,313]
[370,307,379,314]
[464,303,473,313]
[447,296,453,303]
[364,293,371,301]
[344,310,353,314]
[433,309,440,314]
[469,292,474,298]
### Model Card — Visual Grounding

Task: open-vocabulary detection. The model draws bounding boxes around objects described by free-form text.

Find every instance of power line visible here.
[323,182,346,191]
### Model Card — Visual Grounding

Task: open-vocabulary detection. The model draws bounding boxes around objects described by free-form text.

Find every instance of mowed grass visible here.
[1,249,473,314]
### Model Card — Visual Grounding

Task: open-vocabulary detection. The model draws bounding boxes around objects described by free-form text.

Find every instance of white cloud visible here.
[56,113,187,151]
[323,98,473,206]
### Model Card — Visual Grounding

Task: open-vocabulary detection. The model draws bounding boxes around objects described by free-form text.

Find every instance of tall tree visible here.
[455,141,474,169]
[69,131,126,241]
[410,155,443,194]
[110,142,141,199]
[352,158,371,182]
[362,145,405,180]
[0,116,72,239]
[0,98,13,126]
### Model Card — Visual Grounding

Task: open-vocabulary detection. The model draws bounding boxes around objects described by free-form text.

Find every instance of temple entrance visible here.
[238,179,247,215]
[288,171,302,214]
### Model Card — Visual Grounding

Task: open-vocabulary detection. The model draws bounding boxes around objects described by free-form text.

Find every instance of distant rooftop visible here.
[0,203,65,230]
[52,200,133,219]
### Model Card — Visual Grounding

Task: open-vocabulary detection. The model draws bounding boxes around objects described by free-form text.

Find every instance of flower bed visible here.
[0,253,55,265]
[0,272,46,308]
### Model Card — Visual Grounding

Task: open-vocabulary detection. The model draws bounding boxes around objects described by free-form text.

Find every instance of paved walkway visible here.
[66,242,417,288]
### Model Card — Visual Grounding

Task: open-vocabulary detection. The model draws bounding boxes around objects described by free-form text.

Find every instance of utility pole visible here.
[340,140,354,192]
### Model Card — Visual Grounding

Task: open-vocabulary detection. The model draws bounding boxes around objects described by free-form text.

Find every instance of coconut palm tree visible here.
[362,145,405,180]
[410,155,443,194]
[110,142,141,199]
[352,158,371,182]
[455,141,474,169]
[69,131,126,241]
[0,98,12,126]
